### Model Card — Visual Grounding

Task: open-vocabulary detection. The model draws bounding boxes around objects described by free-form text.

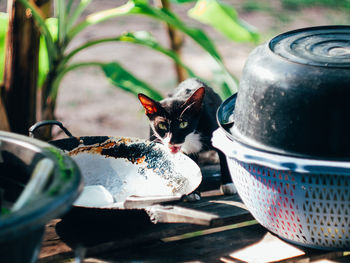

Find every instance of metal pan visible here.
[29,121,217,227]
[226,26,350,159]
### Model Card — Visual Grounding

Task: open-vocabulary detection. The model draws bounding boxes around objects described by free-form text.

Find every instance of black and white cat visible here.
[138,78,236,196]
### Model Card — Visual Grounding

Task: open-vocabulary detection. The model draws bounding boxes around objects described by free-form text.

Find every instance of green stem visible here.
[66,0,92,33]
[65,0,236,94]
[67,1,136,41]
[66,0,74,16]
[63,37,121,65]
[56,0,66,46]
[159,0,186,83]
[59,34,196,77]
[18,0,57,69]
[50,61,102,100]
[215,59,238,94]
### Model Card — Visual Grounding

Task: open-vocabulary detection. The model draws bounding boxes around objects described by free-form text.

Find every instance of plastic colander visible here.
[213,128,350,250]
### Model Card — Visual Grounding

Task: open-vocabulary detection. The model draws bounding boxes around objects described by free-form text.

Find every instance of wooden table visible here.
[38,166,350,263]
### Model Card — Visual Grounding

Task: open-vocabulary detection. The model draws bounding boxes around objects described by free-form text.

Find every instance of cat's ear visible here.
[138,93,159,115]
[182,87,205,114]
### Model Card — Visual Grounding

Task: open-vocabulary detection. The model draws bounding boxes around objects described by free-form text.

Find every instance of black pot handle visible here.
[217,93,237,130]
[29,120,74,138]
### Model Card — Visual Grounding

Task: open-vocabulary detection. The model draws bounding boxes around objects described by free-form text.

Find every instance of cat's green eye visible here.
[179,121,188,129]
[158,122,167,130]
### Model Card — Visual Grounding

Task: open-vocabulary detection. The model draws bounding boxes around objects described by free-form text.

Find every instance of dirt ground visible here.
[2,0,349,139]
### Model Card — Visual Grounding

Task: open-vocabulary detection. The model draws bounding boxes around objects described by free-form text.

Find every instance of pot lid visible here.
[270,25,350,68]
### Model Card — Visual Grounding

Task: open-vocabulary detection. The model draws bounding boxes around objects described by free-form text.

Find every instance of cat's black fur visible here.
[138,78,235,196]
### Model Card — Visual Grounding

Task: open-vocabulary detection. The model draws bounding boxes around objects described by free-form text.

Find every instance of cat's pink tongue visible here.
[169,145,181,154]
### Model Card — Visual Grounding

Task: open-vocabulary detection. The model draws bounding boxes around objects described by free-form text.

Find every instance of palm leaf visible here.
[101,62,163,100]
[62,31,195,78]
[188,0,259,43]
[0,13,8,84]
[17,0,58,69]
[68,0,237,95]
[50,61,163,101]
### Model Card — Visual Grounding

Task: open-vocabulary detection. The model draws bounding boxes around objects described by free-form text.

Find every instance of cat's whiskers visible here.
[150,124,165,143]
[162,133,171,145]
[158,133,182,154]
[188,151,199,159]
[150,137,159,143]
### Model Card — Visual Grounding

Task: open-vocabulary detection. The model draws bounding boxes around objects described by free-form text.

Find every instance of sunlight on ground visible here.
[162,220,258,243]
[228,232,305,262]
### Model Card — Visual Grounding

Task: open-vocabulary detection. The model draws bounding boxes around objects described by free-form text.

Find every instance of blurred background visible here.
[0,0,349,140]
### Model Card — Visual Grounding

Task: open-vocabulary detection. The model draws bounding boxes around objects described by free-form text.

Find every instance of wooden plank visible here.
[90,224,344,263]
[38,181,349,263]
[39,192,253,263]
[312,254,350,263]
[39,200,346,263]
[39,220,73,263]
[87,224,266,263]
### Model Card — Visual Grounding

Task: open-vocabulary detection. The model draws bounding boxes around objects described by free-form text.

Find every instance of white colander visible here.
[213,128,350,250]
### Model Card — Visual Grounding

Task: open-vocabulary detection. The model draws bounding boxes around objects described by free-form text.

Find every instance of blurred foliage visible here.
[281,0,350,10]
[241,1,272,12]
[240,0,350,39]
[241,0,350,12]
[0,0,258,116]
[0,13,8,84]
[188,0,259,43]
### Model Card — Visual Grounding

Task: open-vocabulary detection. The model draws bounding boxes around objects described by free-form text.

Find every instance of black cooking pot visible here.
[224,25,350,159]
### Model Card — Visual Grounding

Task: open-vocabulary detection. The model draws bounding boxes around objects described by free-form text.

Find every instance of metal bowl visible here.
[228,26,350,159]
[0,131,82,263]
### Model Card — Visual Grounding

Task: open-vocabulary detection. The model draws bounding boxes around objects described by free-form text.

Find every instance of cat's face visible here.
[138,88,205,154]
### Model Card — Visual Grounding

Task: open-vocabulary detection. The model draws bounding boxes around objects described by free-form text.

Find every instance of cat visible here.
[138,78,236,198]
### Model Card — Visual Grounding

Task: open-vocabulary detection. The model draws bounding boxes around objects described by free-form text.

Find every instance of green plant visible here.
[241,1,272,12]
[0,0,258,136]
[281,0,350,10]
[0,13,8,84]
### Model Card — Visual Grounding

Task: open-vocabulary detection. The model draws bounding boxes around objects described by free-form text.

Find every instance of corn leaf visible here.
[188,0,259,43]
[0,13,8,85]
[55,0,66,44]
[68,0,237,95]
[101,62,163,100]
[38,18,58,88]
[120,31,196,77]
[66,0,75,16]
[17,0,58,69]
[212,68,234,98]
[49,61,162,101]
[69,0,221,60]
[66,0,92,33]
[63,31,195,78]
[170,0,197,3]
[67,1,136,40]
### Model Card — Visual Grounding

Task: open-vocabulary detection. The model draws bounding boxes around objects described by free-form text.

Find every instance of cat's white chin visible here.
[161,132,202,155]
